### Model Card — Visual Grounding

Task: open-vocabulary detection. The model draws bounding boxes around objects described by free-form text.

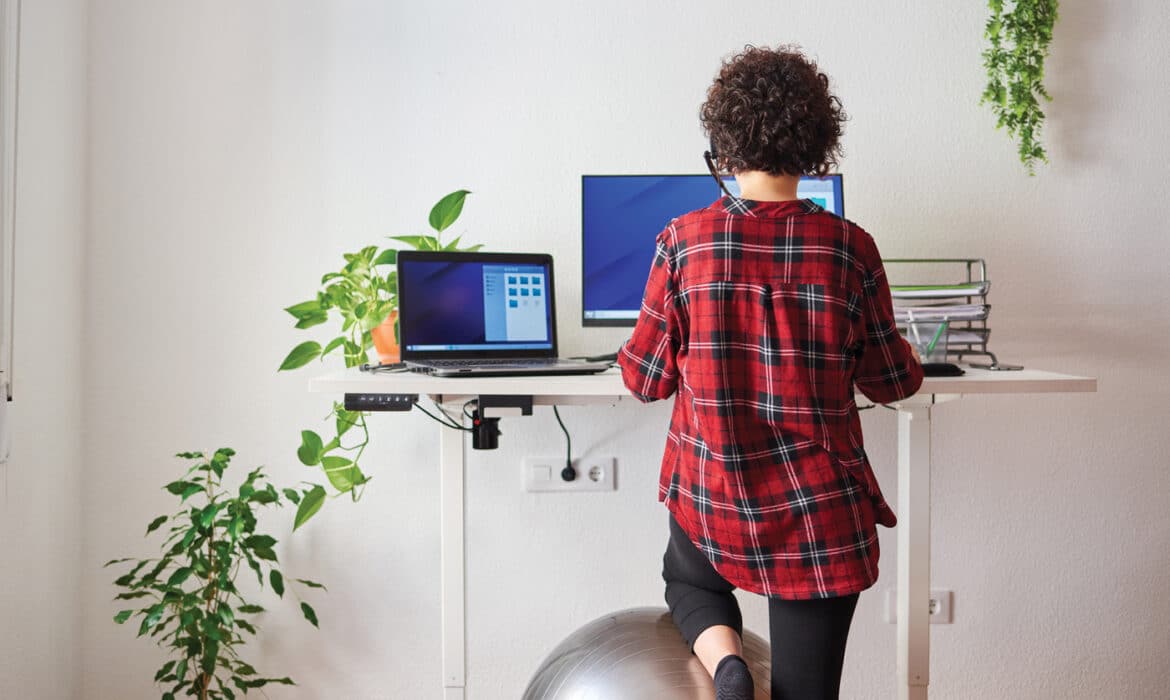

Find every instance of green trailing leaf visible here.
[114,609,134,624]
[138,604,165,637]
[321,456,360,492]
[342,339,363,365]
[166,567,193,587]
[217,604,235,627]
[389,234,440,250]
[145,516,168,535]
[244,553,263,585]
[178,528,198,551]
[300,602,319,628]
[281,488,301,505]
[297,430,324,466]
[279,341,322,371]
[321,335,346,357]
[249,486,279,505]
[269,570,284,598]
[335,407,361,439]
[293,485,327,531]
[114,591,152,600]
[428,189,471,233]
[228,516,245,541]
[201,638,219,674]
[199,503,223,528]
[164,480,196,496]
[294,578,328,591]
[154,661,177,682]
[373,248,397,266]
[237,604,265,614]
[244,535,277,550]
[284,300,321,318]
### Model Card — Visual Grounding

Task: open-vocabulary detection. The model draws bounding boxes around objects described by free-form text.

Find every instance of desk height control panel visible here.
[344,393,419,412]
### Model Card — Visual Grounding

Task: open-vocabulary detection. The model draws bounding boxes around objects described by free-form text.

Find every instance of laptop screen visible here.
[397,251,558,359]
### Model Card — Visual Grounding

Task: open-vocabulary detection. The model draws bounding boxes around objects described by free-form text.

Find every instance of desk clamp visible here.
[471,395,533,450]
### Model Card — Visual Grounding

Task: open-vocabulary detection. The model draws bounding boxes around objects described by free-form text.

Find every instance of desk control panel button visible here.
[343,393,419,412]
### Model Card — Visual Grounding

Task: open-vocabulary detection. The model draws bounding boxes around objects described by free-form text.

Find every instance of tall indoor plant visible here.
[107,449,325,700]
[278,189,481,529]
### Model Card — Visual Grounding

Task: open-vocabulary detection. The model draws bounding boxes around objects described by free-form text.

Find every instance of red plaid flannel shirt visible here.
[619,197,923,599]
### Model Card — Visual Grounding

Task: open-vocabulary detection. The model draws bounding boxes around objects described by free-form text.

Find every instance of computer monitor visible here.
[581,173,844,326]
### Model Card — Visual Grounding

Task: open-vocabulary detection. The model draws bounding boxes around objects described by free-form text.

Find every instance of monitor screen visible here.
[581,173,844,326]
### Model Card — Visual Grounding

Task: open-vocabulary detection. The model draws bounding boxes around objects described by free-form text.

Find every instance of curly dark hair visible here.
[701,45,846,177]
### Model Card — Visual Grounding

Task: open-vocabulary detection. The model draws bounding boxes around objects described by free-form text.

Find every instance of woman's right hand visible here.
[906,339,923,365]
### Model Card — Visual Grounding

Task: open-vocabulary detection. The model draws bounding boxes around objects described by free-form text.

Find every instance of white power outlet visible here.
[884,588,953,624]
[523,456,616,492]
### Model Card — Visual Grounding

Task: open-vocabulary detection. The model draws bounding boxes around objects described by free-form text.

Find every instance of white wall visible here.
[0,1,87,699]
[78,2,1169,699]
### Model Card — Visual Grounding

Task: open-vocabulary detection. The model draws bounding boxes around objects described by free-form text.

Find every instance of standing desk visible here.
[310,365,1096,700]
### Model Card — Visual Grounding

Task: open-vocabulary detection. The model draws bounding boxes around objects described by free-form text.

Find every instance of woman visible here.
[618,45,923,700]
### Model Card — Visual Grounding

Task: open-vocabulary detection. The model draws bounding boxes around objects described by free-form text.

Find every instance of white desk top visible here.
[309,365,1096,399]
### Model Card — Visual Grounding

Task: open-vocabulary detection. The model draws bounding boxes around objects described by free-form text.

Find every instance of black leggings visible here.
[663,515,860,700]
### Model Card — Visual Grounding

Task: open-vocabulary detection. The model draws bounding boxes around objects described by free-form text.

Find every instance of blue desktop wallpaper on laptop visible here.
[399,260,553,350]
[399,261,487,345]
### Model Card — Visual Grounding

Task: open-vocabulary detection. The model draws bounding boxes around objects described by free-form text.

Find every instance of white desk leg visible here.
[897,405,931,700]
[440,413,466,700]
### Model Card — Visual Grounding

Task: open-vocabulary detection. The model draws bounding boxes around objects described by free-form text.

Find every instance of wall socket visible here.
[523,456,616,492]
[884,588,953,624]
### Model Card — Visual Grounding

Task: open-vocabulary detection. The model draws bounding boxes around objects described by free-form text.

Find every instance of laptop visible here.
[396,250,612,377]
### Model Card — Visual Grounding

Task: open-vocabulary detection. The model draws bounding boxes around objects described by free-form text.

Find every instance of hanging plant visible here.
[981,0,1059,174]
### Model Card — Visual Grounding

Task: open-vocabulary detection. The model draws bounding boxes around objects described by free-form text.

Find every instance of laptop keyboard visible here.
[424,358,558,368]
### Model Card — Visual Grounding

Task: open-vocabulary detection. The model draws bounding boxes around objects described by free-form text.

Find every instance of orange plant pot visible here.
[370,310,400,365]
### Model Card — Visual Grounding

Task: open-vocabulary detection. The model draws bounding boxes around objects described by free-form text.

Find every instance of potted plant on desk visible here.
[278,189,481,529]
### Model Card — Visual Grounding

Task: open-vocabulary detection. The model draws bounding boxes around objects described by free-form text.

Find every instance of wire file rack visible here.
[883,258,1018,370]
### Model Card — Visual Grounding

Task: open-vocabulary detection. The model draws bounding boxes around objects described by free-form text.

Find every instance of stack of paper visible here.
[889,281,990,299]
[893,304,989,322]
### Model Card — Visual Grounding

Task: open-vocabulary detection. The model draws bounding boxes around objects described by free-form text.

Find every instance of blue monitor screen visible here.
[581,173,844,326]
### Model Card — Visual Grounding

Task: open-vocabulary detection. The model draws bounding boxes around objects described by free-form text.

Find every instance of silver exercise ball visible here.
[523,607,771,700]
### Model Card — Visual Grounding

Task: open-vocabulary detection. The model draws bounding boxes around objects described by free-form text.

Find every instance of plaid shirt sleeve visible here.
[852,234,923,403]
[618,229,680,402]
